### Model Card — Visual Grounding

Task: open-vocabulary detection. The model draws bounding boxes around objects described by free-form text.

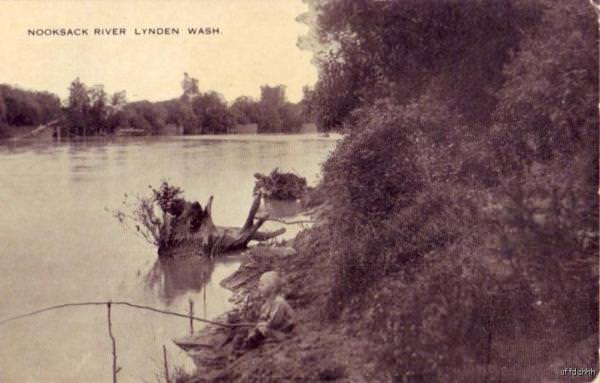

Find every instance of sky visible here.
[0,0,318,103]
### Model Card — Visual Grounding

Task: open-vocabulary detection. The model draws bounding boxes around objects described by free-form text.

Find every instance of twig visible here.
[109,207,159,246]
[256,216,315,225]
[0,301,255,328]
[163,345,170,383]
[188,299,194,335]
[107,302,118,383]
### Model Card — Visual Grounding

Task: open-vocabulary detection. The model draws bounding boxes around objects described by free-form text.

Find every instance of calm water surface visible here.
[0,134,339,382]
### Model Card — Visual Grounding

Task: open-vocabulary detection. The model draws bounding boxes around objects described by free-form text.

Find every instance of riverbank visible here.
[172,208,598,383]
[172,211,388,383]
[0,125,38,140]
[0,128,337,143]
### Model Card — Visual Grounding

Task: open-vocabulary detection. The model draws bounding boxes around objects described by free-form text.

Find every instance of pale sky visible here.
[0,0,317,103]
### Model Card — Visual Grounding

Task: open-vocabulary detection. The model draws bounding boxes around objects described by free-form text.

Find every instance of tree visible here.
[279,102,303,133]
[260,85,286,107]
[0,85,60,129]
[0,94,6,124]
[181,72,199,102]
[231,96,260,124]
[124,101,168,135]
[155,98,197,134]
[110,90,127,108]
[257,85,286,132]
[66,77,91,136]
[89,85,109,135]
[191,92,234,134]
[106,90,128,134]
[299,85,315,123]
[178,101,198,135]
[492,0,597,173]
[308,57,365,131]
[33,92,61,123]
[304,0,542,130]
[1,85,42,126]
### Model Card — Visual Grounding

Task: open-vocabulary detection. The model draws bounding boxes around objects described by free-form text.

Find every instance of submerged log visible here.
[158,192,285,258]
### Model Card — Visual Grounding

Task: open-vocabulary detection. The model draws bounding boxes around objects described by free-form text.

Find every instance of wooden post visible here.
[203,281,207,319]
[163,345,170,383]
[189,299,194,335]
[107,302,118,383]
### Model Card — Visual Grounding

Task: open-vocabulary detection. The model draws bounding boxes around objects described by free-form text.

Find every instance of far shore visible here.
[2,128,338,144]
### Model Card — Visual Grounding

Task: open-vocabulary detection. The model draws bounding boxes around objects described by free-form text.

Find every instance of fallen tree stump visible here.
[158,193,286,258]
[113,182,286,258]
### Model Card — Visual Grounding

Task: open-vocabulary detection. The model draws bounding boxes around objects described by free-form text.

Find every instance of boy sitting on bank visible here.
[242,271,295,349]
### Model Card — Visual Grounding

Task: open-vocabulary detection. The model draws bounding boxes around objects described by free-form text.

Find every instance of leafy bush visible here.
[321,100,476,308]
[367,239,543,382]
[253,168,308,200]
[491,157,598,340]
[151,181,184,213]
[112,181,184,247]
[486,0,599,343]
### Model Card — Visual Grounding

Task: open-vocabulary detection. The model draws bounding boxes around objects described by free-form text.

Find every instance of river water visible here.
[0,134,339,383]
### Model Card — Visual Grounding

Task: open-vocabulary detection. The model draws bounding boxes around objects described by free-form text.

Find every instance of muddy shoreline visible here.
[172,242,302,380]
[169,207,385,383]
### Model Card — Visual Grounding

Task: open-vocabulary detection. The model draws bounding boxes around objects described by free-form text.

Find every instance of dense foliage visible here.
[1,74,311,138]
[253,168,308,200]
[113,181,185,247]
[231,85,305,133]
[0,84,61,137]
[306,0,598,381]
[64,75,308,136]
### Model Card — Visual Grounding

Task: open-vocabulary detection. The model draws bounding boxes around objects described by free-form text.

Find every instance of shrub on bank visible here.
[318,86,597,382]
[0,122,9,139]
[321,99,469,307]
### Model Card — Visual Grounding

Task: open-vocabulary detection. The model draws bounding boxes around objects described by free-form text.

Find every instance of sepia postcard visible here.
[0,1,598,382]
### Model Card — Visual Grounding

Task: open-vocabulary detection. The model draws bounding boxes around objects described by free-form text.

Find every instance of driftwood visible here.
[158,192,285,258]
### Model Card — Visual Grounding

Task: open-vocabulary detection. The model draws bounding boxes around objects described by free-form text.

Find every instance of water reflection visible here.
[144,257,215,304]
[261,199,304,218]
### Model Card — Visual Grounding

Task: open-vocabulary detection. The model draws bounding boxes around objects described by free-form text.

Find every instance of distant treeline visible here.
[0,73,312,138]
[0,85,61,131]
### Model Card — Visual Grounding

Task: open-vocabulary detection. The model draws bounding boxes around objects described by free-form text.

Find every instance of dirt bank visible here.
[173,223,388,383]
[172,213,598,383]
